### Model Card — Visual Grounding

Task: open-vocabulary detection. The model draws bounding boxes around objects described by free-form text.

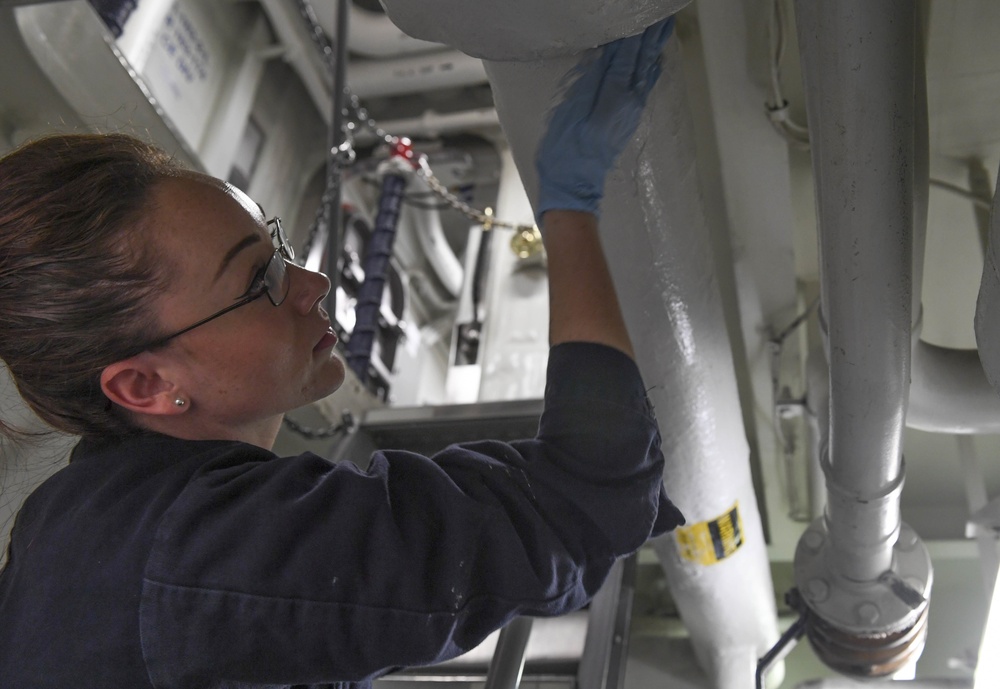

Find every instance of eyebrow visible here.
[214,233,263,283]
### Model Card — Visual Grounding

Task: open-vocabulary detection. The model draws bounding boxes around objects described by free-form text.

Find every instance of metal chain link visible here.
[295,0,535,236]
[282,410,355,439]
[415,158,535,233]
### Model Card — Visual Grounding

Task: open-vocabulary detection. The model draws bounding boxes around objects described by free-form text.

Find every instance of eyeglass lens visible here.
[264,251,290,307]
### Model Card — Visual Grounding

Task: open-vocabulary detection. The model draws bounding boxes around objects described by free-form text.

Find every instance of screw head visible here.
[803,530,825,551]
[857,602,880,625]
[806,578,830,602]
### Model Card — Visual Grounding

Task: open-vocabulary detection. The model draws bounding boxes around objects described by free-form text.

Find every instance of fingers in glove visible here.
[634,16,675,92]
[606,26,644,84]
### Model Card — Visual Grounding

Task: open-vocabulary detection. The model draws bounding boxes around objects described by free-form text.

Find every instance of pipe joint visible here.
[822,452,905,579]
[821,454,905,504]
[793,520,933,678]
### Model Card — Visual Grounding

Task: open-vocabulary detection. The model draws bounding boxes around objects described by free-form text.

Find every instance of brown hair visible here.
[0,133,182,439]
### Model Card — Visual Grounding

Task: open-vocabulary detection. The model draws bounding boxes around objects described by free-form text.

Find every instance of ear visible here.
[100,356,184,417]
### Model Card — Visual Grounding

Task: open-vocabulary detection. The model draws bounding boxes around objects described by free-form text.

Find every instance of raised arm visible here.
[543,210,634,357]
[534,18,675,360]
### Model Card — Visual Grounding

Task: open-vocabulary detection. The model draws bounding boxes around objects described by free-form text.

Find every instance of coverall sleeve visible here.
[140,342,684,688]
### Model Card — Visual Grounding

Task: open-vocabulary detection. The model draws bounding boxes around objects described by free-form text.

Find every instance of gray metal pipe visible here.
[792,2,933,679]
[795,0,915,583]
[483,617,533,689]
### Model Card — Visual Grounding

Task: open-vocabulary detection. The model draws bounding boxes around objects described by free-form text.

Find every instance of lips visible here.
[314,328,339,352]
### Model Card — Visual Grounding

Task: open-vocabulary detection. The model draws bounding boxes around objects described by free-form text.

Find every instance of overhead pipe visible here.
[312,1,444,59]
[367,6,781,689]
[792,0,932,678]
[353,108,500,145]
[347,50,488,99]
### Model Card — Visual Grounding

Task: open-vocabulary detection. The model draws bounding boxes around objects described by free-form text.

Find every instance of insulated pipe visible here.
[380,0,689,61]
[485,34,779,689]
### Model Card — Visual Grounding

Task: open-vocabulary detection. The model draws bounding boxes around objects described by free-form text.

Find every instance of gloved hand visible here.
[535,17,675,225]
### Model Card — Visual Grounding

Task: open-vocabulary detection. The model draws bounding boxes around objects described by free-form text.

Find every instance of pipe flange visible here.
[793,520,932,636]
[804,602,929,678]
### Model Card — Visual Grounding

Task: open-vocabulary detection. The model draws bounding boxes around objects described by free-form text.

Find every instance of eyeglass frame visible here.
[140,217,295,352]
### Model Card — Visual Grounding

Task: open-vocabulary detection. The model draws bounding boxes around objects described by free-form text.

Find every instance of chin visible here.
[316,358,347,399]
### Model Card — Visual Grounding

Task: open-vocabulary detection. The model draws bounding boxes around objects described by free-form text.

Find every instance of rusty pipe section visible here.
[792,0,932,678]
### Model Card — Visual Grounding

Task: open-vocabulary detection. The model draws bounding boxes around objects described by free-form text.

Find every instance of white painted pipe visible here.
[354,108,500,144]
[380,0,689,61]
[312,2,444,58]
[909,340,1000,433]
[348,51,488,98]
[485,35,778,689]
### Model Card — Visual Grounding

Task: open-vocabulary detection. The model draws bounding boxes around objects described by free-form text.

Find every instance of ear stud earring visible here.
[174,398,186,407]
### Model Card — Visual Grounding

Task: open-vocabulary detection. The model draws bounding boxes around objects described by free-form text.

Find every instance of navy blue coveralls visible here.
[0,343,684,688]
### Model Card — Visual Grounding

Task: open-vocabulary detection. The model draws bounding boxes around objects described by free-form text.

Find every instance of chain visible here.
[415,158,535,233]
[295,0,393,146]
[295,0,535,234]
[282,410,356,439]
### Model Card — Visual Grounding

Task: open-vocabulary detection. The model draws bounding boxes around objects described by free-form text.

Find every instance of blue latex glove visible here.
[535,17,675,225]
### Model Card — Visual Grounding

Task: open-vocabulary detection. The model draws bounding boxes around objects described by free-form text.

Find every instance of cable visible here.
[766,0,810,149]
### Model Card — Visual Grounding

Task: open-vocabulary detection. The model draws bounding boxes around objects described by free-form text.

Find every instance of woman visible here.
[0,19,682,689]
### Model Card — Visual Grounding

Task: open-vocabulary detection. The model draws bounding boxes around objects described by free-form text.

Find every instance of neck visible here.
[137,413,283,450]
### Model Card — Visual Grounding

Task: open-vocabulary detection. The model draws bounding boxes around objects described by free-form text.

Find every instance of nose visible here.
[286,262,331,315]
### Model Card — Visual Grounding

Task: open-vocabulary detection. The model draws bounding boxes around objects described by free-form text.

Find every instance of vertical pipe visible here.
[795,0,915,583]
[485,33,778,689]
[483,617,533,689]
[324,0,349,318]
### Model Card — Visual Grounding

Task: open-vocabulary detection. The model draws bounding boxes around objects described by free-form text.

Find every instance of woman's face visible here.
[145,173,345,443]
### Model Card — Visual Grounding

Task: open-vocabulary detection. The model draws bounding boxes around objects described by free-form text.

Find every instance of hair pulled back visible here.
[0,133,182,439]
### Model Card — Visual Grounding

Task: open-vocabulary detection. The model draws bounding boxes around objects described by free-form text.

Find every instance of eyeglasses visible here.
[142,218,295,351]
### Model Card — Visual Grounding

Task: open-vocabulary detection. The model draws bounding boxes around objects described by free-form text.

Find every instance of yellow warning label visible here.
[675,502,744,566]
